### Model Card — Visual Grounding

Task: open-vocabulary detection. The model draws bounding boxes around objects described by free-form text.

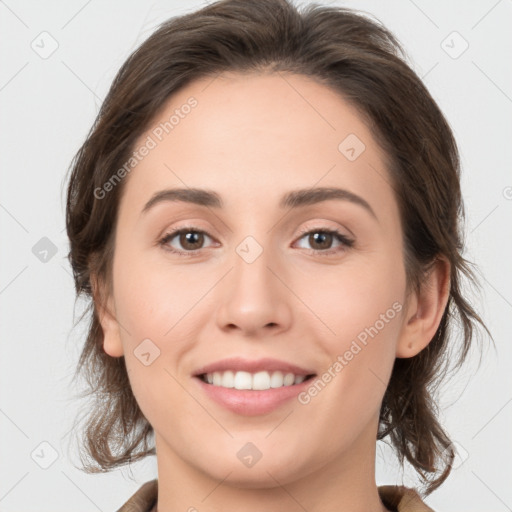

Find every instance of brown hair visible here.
[65,0,491,496]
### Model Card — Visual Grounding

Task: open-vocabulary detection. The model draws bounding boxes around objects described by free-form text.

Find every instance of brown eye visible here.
[179,231,204,250]
[160,228,214,254]
[307,231,334,250]
[294,228,354,256]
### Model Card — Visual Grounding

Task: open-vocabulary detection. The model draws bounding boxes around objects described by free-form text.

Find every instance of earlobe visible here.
[90,273,124,358]
[396,257,451,358]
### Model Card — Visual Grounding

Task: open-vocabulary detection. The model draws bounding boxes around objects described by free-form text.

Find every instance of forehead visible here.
[122,71,397,221]
[143,71,378,163]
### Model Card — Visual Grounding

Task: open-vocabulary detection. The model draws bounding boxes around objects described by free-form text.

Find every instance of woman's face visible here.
[99,72,415,486]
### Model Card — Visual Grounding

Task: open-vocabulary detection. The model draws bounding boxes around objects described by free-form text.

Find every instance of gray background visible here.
[0,0,511,510]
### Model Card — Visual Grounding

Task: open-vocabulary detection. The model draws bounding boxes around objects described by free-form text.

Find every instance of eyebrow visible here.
[141,186,377,220]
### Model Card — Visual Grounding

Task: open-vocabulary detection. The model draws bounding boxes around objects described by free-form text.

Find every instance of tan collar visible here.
[117,479,435,512]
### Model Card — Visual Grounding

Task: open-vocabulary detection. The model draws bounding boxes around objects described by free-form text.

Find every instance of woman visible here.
[65,0,489,510]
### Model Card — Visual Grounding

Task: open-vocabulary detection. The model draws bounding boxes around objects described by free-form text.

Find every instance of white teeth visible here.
[234,371,252,390]
[212,372,222,386]
[221,370,235,388]
[202,370,309,390]
[294,375,306,385]
[284,372,295,386]
[270,370,285,388]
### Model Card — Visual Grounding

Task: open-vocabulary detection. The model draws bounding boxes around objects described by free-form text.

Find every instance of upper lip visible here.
[193,357,316,377]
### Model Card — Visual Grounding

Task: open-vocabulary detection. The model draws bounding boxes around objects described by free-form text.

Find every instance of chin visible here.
[198,450,312,489]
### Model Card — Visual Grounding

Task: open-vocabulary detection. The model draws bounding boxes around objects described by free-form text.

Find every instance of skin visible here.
[94,72,450,512]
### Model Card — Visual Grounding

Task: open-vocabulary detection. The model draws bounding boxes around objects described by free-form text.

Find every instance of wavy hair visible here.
[64,0,491,496]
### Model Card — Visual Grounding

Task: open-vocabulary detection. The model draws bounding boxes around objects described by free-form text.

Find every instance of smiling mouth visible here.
[197,370,316,391]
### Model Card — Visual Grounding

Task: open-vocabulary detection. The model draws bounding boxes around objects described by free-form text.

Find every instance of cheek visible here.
[301,251,405,395]
[112,246,197,343]
[112,254,201,424]
[111,247,206,400]
[301,250,405,342]
[296,276,404,449]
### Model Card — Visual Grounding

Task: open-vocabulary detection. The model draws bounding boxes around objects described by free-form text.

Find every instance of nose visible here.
[215,241,293,338]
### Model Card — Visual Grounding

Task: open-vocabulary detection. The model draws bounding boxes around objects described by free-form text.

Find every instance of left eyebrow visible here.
[140,186,377,221]
[280,186,377,221]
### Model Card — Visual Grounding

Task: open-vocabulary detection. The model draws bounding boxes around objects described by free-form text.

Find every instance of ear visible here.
[90,273,124,358]
[396,256,451,358]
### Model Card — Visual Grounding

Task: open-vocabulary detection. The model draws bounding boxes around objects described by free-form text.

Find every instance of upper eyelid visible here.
[161,224,350,239]
[162,218,351,237]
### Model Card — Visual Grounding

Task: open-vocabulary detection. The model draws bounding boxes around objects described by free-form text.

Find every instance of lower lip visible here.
[194,375,315,416]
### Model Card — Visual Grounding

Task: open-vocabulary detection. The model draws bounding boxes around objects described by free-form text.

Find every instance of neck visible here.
[153,415,390,512]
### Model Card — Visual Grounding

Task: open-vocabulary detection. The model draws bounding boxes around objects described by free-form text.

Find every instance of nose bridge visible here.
[234,234,274,294]
[215,232,292,335]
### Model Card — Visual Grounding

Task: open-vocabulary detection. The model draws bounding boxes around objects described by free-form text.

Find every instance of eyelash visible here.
[158,225,354,258]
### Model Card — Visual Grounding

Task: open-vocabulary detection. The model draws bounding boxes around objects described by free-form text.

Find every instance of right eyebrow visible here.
[141,188,223,215]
